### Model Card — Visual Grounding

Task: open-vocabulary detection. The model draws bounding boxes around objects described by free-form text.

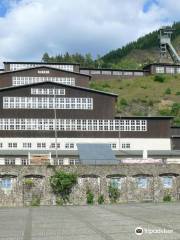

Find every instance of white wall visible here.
[0,137,171,151]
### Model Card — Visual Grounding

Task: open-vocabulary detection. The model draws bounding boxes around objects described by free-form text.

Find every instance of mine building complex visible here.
[0,60,179,166]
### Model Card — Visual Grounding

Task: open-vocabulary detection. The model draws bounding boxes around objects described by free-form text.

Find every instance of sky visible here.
[0,0,180,66]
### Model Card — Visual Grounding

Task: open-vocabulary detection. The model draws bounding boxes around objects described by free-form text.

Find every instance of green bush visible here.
[30,196,40,206]
[108,185,120,203]
[164,88,171,95]
[102,83,110,88]
[171,103,180,115]
[159,108,171,116]
[24,179,34,187]
[163,194,172,202]
[119,98,128,106]
[98,194,105,204]
[56,196,64,206]
[154,75,165,83]
[86,189,94,205]
[175,91,180,95]
[50,171,77,202]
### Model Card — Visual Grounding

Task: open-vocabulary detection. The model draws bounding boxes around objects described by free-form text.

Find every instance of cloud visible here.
[0,0,179,65]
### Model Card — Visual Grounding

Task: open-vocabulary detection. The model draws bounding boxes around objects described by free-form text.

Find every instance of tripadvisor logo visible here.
[135,227,143,235]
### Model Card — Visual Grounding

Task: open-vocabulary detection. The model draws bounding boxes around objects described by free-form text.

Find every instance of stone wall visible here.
[0,164,180,207]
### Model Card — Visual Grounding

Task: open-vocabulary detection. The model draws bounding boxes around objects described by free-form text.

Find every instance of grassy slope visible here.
[89,75,180,126]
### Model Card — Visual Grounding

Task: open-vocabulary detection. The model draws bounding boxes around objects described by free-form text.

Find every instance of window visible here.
[110,178,122,190]
[23,143,32,148]
[21,159,29,165]
[137,177,148,189]
[0,178,12,189]
[70,159,80,165]
[3,97,93,110]
[101,71,111,75]
[111,143,117,149]
[156,67,164,73]
[10,63,74,71]
[12,76,75,86]
[166,67,174,74]
[65,143,74,149]
[91,70,101,75]
[37,70,50,74]
[123,71,133,76]
[122,143,130,149]
[0,119,147,132]
[112,71,122,76]
[162,176,173,188]
[37,143,46,149]
[5,159,15,165]
[54,159,64,165]
[134,72,144,76]
[31,88,65,96]
[8,143,17,148]
[177,68,180,74]
[50,143,60,149]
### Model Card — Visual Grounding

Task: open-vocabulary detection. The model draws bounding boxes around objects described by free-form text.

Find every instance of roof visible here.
[143,63,180,69]
[115,116,174,119]
[77,143,117,165]
[80,67,147,72]
[0,65,91,78]
[0,81,118,97]
[0,150,78,156]
[4,61,80,66]
[115,150,180,156]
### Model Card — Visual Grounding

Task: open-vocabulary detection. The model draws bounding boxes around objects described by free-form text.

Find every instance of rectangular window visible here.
[137,177,148,189]
[166,67,175,74]
[156,67,164,73]
[3,97,93,110]
[12,76,75,86]
[8,143,17,148]
[162,176,173,188]
[0,178,12,189]
[110,178,122,190]
[5,159,15,165]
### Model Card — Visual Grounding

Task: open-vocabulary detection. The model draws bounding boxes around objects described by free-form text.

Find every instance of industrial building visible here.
[0,60,179,165]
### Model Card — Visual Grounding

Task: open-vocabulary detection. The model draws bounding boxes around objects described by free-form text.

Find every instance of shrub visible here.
[164,88,171,95]
[171,103,180,115]
[159,108,171,116]
[154,75,165,83]
[56,196,64,206]
[98,194,105,204]
[86,189,94,205]
[108,185,120,203]
[163,194,171,202]
[119,98,128,106]
[102,83,110,88]
[24,179,34,187]
[50,171,77,202]
[30,196,40,206]
[175,91,180,95]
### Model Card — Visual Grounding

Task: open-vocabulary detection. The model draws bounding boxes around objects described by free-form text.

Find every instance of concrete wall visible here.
[0,164,180,207]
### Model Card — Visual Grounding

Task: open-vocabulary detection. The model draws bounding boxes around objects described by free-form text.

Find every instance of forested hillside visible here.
[42,22,180,69]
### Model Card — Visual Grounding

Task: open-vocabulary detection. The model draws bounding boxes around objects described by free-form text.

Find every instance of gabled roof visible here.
[0,65,91,78]
[0,81,118,97]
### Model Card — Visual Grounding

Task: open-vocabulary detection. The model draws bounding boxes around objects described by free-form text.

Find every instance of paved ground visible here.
[0,203,180,240]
